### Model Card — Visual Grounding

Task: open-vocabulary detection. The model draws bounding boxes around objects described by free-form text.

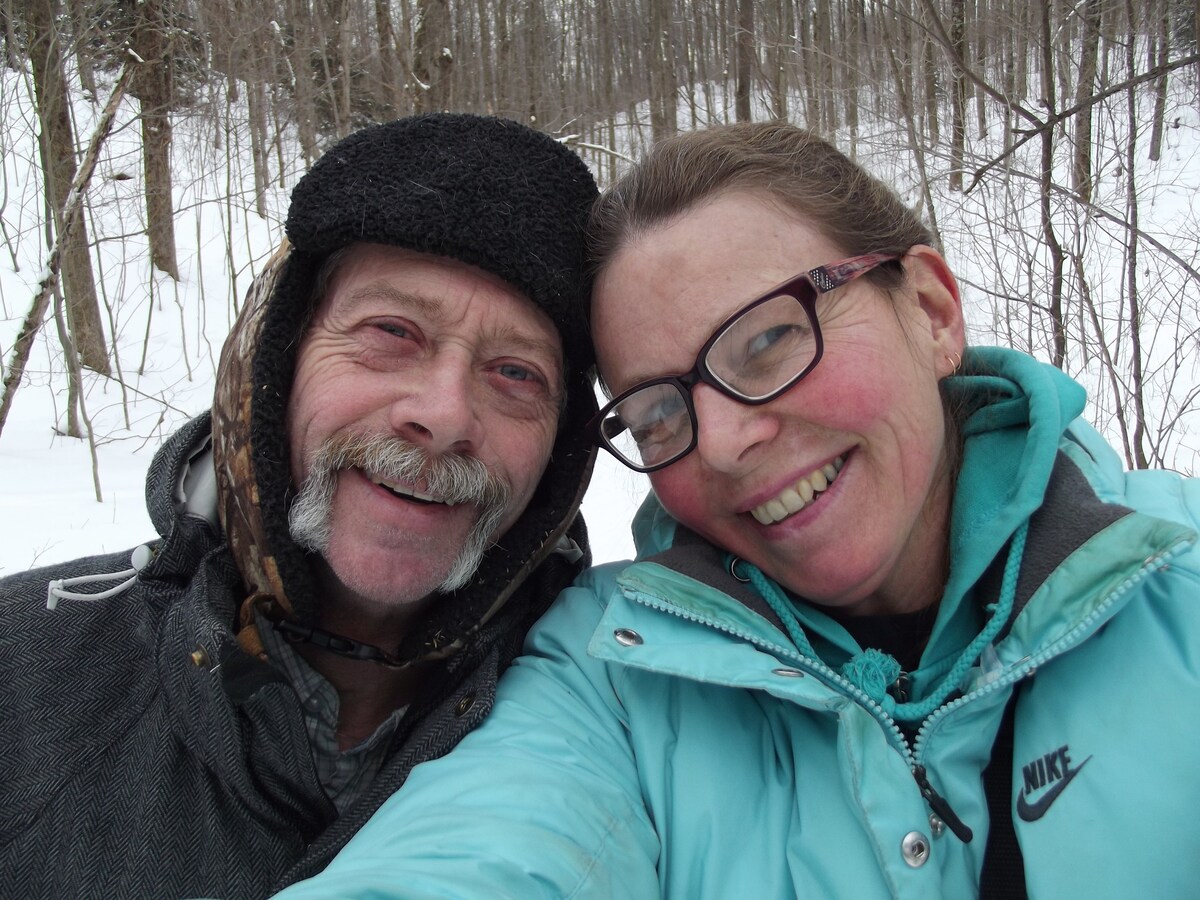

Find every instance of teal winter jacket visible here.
[277,347,1200,899]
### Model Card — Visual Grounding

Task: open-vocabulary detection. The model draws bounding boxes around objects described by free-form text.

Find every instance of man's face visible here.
[286,243,564,619]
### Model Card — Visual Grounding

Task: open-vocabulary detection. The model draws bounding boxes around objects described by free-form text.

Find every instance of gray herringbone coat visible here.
[0,415,590,898]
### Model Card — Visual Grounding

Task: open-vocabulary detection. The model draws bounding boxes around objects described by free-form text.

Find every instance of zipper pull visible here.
[889,671,911,703]
[913,765,973,843]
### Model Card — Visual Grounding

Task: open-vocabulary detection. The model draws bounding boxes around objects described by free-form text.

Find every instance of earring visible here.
[946,351,962,375]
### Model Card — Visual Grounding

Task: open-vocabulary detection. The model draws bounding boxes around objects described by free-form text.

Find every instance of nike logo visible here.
[1016,746,1092,822]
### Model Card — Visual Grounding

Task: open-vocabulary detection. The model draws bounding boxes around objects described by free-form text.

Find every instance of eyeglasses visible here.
[589,252,901,473]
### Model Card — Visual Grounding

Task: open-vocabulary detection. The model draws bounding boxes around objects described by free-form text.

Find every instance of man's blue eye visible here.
[499,364,536,382]
[378,323,413,339]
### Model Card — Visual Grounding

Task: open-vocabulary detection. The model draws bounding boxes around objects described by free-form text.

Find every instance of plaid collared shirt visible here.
[258,612,407,814]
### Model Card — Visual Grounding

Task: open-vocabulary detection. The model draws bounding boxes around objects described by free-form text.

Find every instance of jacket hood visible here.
[210,115,599,664]
[211,245,597,664]
[926,345,1089,664]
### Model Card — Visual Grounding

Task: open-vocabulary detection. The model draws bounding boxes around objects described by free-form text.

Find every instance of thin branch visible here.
[967,52,1200,192]
[560,136,634,163]
[994,165,1200,287]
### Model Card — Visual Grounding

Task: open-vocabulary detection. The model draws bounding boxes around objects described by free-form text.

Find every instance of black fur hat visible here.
[243,114,599,652]
[285,113,597,375]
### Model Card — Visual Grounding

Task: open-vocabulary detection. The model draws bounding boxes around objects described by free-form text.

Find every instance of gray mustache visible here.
[288,430,516,594]
[316,431,511,511]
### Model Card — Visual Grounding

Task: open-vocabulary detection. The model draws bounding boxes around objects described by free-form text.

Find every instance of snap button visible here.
[613,628,643,646]
[772,667,805,678]
[726,555,751,582]
[454,693,477,717]
[901,831,931,867]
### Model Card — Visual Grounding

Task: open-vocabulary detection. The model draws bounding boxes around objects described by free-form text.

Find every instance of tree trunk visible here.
[973,0,986,137]
[1123,0,1149,467]
[799,0,819,127]
[1072,0,1102,201]
[2,0,21,70]
[649,0,678,140]
[814,0,836,130]
[921,14,940,144]
[523,0,545,125]
[67,0,95,98]
[338,0,352,125]
[844,0,860,143]
[0,57,131,440]
[474,0,495,113]
[495,0,512,117]
[948,0,967,190]
[1038,0,1067,369]
[734,0,754,122]
[131,0,179,280]
[1147,0,1170,162]
[247,78,269,218]
[375,0,401,117]
[286,0,319,163]
[412,0,454,113]
[27,0,109,375]
[771,0,793,122]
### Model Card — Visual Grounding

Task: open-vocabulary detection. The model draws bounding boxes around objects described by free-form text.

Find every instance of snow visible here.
[0,68,649,577]
[1,64,1197,580]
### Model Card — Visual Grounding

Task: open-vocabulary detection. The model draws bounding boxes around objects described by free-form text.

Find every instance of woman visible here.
[277,123,1200,898]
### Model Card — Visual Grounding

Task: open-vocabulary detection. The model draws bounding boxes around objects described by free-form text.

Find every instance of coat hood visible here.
[212,243,597,664]
[210,115,599,664]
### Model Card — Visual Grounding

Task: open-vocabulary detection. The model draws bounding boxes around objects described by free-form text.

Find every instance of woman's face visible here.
[592,192,965,615]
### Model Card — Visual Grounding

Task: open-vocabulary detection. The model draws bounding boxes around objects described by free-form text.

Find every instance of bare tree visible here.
[1147,0,1171,161]
[735,0,755,122]
[7,0,1200,475]
[1072,0,1103,201]
[948,0,968,190]
[375,0,402,116]
[649,0,679,139]
[27,0,110,375]
[412,0,453,112]
[2,0,22,70]
[0,57,132,440]
[130,0,180,279]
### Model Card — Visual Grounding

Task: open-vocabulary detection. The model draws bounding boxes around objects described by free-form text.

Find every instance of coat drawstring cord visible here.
[46,544,155,610]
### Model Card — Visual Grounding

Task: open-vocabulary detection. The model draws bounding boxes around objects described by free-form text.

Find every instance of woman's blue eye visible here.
[629,395,687,444]
[747,324,801,358]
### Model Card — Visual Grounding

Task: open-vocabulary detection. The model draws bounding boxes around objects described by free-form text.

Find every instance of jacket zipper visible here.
[913,765,973,841]
[906,538,1192,836]
[621,536,1190,843]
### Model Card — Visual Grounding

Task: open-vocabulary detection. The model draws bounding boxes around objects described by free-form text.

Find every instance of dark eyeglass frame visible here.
[589,252,902,473]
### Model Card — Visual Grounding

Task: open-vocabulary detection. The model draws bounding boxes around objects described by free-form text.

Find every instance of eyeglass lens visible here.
[603,291,819,469]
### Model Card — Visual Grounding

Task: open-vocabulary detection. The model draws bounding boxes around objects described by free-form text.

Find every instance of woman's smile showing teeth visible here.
[751,456,845,525]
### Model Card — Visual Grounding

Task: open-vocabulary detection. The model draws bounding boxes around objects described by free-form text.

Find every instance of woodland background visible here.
[0,0,1197,572]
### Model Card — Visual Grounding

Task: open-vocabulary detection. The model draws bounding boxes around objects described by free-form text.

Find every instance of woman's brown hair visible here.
[588,121,935,295]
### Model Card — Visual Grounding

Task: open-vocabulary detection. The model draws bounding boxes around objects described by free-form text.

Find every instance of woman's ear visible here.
[901,245,966,376]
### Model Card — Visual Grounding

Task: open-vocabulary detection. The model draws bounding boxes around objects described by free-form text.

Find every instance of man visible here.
[0,114,599,898]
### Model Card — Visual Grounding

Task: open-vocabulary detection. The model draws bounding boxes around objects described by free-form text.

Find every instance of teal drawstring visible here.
[743,562,819,659]
[735,519,1029,722]
[840,649,902,705]
[747,561,900,706]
